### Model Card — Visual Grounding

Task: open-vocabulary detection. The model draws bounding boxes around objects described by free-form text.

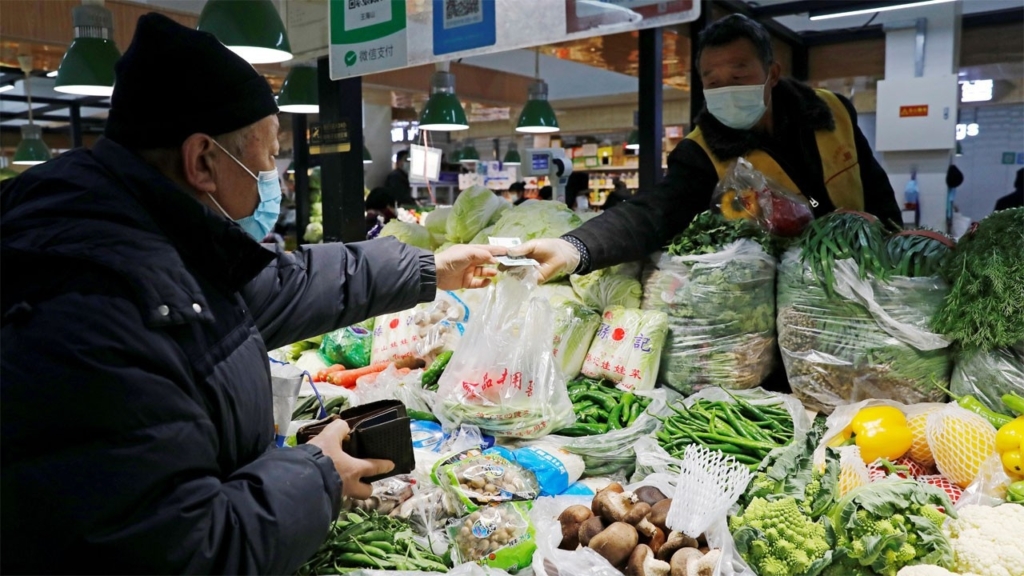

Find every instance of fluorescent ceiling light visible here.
[0,84,14,93]
[47,70,59,78]
[960,79,994,103]
[810,0,954,21]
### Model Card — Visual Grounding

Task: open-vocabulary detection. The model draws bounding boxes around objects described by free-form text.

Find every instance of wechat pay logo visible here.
[344,51,357,67]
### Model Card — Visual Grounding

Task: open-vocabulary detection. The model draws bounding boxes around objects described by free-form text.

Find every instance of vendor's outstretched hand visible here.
[435,244,504,290]
[506,238,580,283]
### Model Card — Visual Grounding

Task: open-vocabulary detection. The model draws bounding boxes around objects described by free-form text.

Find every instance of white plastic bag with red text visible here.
[581,306,669,392]
[435,269,577,439]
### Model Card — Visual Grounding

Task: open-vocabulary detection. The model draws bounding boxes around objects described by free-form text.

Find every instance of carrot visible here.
[313,364,346,382]
[326,362,391,388]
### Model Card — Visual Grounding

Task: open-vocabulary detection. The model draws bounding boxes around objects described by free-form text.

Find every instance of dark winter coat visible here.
[0,138,436,574]
[568,78,902,271]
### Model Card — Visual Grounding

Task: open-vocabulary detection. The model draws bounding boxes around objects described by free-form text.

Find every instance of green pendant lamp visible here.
[277,64,318,113]
[14,59,51,166]
[625,129,640,151]
[363,145,373,165]
[54,1,120,97]
[419,62,468,132]
[14,125,52,166]
[516,50,559,134]
[197,0,292,64]
[459,140,480,164]
[503,141,521,166]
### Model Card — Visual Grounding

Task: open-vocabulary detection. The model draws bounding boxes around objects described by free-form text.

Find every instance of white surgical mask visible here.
[209,140,282,241]
[704,78,770,130]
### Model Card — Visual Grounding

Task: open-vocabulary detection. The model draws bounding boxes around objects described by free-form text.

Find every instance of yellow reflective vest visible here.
[687,89,865,211]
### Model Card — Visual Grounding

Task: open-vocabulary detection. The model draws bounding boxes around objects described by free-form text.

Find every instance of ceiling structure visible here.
[1,0,1021,146]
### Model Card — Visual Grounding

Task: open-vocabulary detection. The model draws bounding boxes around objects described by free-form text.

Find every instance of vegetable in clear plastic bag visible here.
[449,502,536,573]
[570,271,643,311]
[318,320,374,369]
[371,292,471,366]
[777,249,952,414]
[581,307,668,392]
[436,268,577,438]
[435,448,540,511]
[951,343,1024,416]
[641,239,776,395]
[550,300,600,379]
[635,388,811,481]
[353,363,434,414]
[711,157,813,237]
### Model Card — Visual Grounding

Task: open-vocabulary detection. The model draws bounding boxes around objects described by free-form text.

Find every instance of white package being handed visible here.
[435,268,577,438]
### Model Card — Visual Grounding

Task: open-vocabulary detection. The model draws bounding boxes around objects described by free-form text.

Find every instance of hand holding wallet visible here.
[296,399,414,483]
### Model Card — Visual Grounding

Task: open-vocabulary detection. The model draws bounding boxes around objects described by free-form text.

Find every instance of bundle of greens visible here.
[643,211,776,394]
[885,231,954,278]
[933,207,1024,351]
[823,480,956,576]
[799,210,890,294]
[666,210,777,257]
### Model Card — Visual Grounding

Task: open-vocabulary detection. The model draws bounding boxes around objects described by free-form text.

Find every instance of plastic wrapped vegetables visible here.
[550,300,601,379]
[778,249,951,413]
[642,238,776,395]
[951,343,1024,416]
[581,307,668,392]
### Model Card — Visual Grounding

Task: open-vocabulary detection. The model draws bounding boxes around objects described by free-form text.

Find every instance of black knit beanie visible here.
[105,13,278,149]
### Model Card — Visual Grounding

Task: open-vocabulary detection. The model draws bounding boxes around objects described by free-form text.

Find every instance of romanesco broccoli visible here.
[731,497,832,576]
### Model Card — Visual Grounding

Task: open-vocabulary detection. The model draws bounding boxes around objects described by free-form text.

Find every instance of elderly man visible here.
[1,14,499,574]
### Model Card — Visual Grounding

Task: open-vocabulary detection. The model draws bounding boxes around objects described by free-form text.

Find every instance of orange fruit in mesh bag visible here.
[907,405,942,468]
[838,446,871,497]
[926,404,998,489]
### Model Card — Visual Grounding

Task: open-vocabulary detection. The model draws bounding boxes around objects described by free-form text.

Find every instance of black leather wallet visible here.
[296,399,414,483]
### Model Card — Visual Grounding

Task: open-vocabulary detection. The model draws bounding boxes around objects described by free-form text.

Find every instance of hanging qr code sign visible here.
[322,0,699,79]
[328,0,408,79]
[432,0,496,55]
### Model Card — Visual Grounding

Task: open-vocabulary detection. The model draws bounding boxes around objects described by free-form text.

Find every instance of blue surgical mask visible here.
[209,140,282,241]
[704,79,770,130]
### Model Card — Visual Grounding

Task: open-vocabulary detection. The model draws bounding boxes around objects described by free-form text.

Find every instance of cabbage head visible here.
[571,270,643,311]
[379,221,432,250]
[446,186,509,243]
[489,200,583,242]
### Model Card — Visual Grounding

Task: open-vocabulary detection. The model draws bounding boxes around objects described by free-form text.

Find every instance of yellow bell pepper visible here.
[850,406,913,465]
[995,416,1024,477]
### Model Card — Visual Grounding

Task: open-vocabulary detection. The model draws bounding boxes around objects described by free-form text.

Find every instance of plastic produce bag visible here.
[436,268,577,438]
[449,502,536,573]
[550,388,672,480]
[353,363,434,414]
[318,320,374,369]
[371,292,471,366]
[488,444,586,497]
[777,249,952,414]
[711,156,813,237]
[641,239,776,395]
[550,300,601,379]
[951,342,1024,416]
[635,388,811,480]
[434,448,541,511]
[270,360,305,447]
[581,307,669,392]
[529,474,751,576]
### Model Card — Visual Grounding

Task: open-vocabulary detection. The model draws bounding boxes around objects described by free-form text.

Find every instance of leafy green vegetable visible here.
[378,220,432,250]
[667,210,779,256]
[731,497,833,576]
[824,480,956,576]
[488,199,583,242]
[777,249,951,413]
[885,231,953,278]
[551,301,601,378]
[446,185,509,243]
[643,240,776,394]
[743,417,838,520]
[423,206,452,247]
[570,270,643,311]
[933,207,1024,351]
[799,211,890,294]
